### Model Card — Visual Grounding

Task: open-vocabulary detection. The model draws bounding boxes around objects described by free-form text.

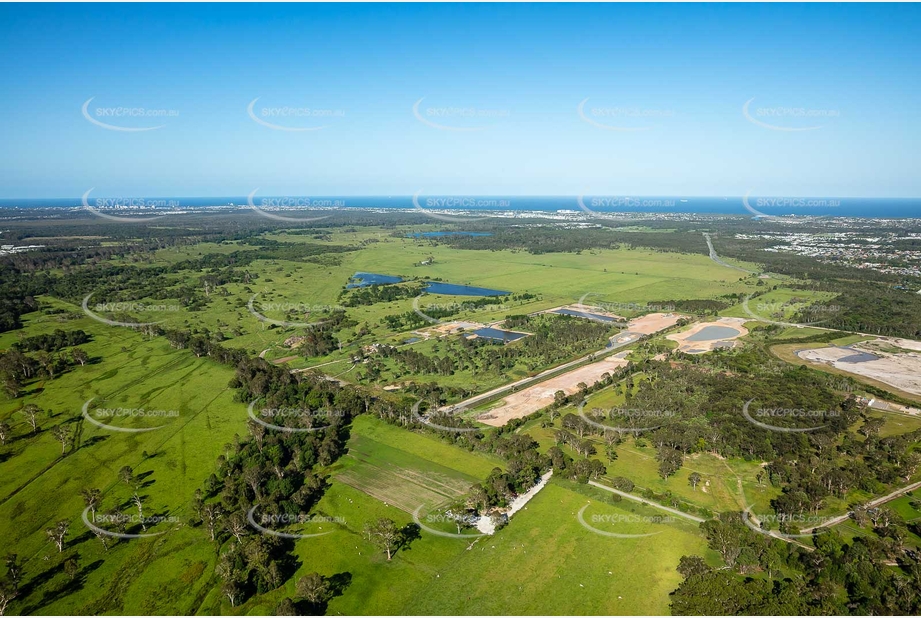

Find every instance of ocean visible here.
[1,196,919,219]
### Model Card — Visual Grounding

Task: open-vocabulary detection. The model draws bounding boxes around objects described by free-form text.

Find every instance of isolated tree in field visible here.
[45,520,69,552]
[689,472,702,491]
[0,423,10,446]
[364,518,400,561]
[296,572,330,606]
[3,555,22,592]
[64,556,79,580]
[104,507,128,535]
[118,465,134,487]
[71,348,89,366]
[92,528,110,551]
[81,488,102,517]
[132,493,146,530]
[21,404,40,433]
[0,580,16,617]
[50,424,70,455]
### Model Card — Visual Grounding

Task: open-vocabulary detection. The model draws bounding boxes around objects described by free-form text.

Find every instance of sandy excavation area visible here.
[797,340,921,397]
[666,317,749,354]
[476,356,630,427]
[625,312,686,334]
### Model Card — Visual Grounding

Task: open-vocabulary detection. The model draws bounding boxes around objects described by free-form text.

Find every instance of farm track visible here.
[587,480,705,523]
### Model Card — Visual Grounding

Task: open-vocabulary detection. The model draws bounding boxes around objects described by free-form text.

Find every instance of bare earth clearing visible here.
[624,312,685,335]
[474,313,686,426]
[477,356,630,427]
[797,338,921,397]
[667,316,749,354]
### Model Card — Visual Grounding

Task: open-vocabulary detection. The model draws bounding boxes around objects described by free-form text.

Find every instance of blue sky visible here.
[1,3,919,198]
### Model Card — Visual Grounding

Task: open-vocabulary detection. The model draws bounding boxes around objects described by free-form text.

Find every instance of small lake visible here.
[471,328,528,343]
[553,308,621,323]
[687,325,742,342]
[347,272,404,288]
[425,282,508,296]
[409,231,493,238]
[347,272,508,296]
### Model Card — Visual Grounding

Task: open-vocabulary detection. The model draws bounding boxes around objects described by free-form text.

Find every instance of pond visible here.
[425,282,508,297]
[346,272,508,296]
[471,328,529,343]
[553,308,621,323]
[686,325,742,342]
[347,272,404,288]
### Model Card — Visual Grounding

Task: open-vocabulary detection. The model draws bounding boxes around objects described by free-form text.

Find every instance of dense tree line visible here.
[11,329,90,353]
[671,511,921,614]
[339,282,426,307]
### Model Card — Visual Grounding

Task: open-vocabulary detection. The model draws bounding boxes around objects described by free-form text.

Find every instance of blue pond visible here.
[347,272,508,296]
[472,328,528,343]
[408,231,493,238]
[553,308,621,323]
[425,282,508,297]
[347,272,404,288]
[686,325,742,342]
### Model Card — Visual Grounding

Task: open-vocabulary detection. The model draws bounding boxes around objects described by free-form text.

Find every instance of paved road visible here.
[703,232,756,273]
[442,333,640,413]
[588,480,706,523]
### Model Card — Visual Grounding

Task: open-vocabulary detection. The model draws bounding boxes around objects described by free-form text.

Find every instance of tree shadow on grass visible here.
[25,557,104,613]
[80,435,109,449]
[292,571,353,616]
[397,523,422,554]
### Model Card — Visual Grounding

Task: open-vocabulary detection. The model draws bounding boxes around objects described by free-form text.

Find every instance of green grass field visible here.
[407,481,712,615]
[8,226,872,615]
[96,230,760,376]
[0,303,249,615]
